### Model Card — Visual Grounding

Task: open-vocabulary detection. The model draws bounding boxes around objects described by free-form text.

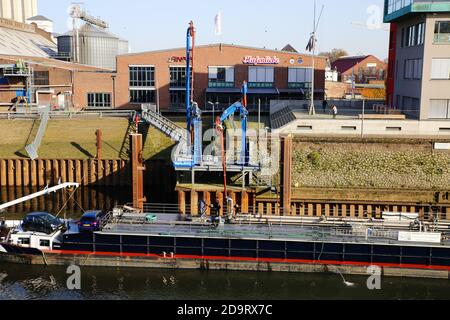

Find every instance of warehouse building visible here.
[0,54,115,111]
[115,44,326,111]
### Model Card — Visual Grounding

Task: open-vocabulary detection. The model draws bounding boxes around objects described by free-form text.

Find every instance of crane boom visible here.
[0,183,80,211]
[70,4,109,29]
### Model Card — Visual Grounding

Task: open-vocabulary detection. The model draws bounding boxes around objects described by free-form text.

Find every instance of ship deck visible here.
[100,219,450,248]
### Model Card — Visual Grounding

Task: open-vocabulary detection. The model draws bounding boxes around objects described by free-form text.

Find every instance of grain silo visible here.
[56,5,129,70]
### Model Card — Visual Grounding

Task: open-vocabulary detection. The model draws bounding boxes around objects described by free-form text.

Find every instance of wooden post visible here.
[191,190,199,216]
[178,190,186,215]
[96,129,102,161]
[0,160,6,186]
[131,134,145,211]
[204,191,211,216]
[241,191,249,214]
[280,135,293,216]
[216,191,224,216]
[23,160,30,188]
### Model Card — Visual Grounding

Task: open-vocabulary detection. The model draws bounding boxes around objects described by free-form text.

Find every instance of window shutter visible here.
[209,67,217,79]
[225,67,234,82]
[288,68,297,83]
[249,67,257,82]
[266,67,274,83]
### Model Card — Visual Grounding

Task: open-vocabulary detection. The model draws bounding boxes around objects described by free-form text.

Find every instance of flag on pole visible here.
[214,12,222,36]
[305,33,316,52]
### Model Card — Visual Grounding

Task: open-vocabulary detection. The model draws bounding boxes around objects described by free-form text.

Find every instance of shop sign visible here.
[243,56,280,65]
[168,56,187,63]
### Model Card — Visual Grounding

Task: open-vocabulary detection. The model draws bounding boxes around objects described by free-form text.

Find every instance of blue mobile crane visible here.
[215,82,249,197]
[175,21,249,178]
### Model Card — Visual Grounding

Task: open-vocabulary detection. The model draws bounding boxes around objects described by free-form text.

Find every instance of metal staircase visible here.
[141,108,187,143]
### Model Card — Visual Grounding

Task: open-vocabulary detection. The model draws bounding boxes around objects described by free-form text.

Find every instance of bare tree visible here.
[319,49,349,63]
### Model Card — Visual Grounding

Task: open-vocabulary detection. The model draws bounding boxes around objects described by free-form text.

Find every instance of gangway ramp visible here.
[25,106,50,160]
[141,107,187,143]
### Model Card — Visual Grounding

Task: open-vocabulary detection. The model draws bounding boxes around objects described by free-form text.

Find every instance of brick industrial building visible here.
[115,44,326,111]
[331,55,387,83]
[0,55,115,110]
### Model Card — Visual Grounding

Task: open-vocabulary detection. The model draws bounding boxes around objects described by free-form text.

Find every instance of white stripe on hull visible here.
[0,245,7,253]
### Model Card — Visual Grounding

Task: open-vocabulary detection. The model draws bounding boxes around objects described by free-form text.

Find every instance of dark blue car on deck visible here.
[78,211,105,233]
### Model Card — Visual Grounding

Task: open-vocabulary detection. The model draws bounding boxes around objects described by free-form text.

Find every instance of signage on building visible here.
[168,56,187,63]
[243,56,280,65]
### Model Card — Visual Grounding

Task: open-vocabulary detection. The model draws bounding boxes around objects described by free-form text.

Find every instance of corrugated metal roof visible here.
[59,23,119,39]
[0,24,57,58]
[0,54,115,72]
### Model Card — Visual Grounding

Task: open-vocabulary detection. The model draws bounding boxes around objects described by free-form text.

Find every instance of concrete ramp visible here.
[25,107,50,160]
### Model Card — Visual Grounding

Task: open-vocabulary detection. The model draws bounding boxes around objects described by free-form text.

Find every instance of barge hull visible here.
[0,250,449,280]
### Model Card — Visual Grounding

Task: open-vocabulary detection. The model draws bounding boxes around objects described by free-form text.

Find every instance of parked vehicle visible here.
[22,212,65,235]
[78,211,105,232]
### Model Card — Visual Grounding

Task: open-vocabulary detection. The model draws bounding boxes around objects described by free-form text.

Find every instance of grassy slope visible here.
[0,116,269,160]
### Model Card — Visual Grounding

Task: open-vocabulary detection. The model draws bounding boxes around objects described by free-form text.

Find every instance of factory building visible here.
[385,0,450,120]
[115,44,326,111]
[0,0,37,24]
[0,55,115,111]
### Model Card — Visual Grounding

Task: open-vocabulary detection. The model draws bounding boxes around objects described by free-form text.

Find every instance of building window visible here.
[402,96,420,115]
[386,0,412,15]
[209,66,234,87]
[434,21,450,44]
[34,71,49,86]
[248,66,274,88]
[129,66,155,87]
[403,59,422,80]
[129,66,155,104]
[403,23,425,47]
[170,67,191,88]
[431,58,450,80]
[87,93,112,108]
[416,23,425,45]
[170,90,186,109]
[429,99,450,119]
[40,239,50,247]
[288,67,312,88]
[130,89,155,104]
[18,238,30,245]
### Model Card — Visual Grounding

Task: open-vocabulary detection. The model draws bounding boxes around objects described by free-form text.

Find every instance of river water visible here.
[0,263,449,300]
[0,187,449,300]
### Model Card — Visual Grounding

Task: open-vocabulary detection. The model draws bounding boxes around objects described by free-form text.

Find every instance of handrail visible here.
[0,110,136,120]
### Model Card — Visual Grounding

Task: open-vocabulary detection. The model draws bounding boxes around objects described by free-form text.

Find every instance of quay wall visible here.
[0,158,175,189]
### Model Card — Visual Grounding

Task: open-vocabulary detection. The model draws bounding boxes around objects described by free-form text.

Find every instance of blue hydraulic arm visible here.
[218,101,249,166]
[186,21,194,133]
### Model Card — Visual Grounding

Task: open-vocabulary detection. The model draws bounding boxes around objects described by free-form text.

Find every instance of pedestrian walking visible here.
[322,100,328,113]
[332,105,338,119]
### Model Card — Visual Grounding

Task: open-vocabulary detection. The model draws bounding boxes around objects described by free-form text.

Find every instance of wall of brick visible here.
[116,44,326,110]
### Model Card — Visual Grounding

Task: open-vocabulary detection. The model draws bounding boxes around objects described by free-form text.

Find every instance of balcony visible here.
[1,67,31,77]
[248,82,274,88]
[288,82,312,89]
[208,81,235,88]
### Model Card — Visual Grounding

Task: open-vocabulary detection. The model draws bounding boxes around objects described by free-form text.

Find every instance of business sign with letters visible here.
[243,56,280,65]
[168,56,187,63]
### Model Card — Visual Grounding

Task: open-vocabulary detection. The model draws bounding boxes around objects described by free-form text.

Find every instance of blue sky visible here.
[39,0,389,59]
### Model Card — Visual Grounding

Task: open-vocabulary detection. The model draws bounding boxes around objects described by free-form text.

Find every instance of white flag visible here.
[214,12,222,36]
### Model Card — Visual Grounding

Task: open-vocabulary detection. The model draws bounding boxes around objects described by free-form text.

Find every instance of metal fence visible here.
[0,110,136,120]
